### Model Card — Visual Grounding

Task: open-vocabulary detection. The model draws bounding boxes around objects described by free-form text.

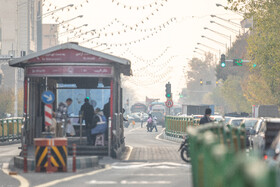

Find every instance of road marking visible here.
[88,180,117,184]
[111,162,190,169]
[120,180,171,184]
[128,126,141,132]
[124,145,133,160]
[1,163,30,187]
[128,173,177,176]
[155,128,179,144]
[34,165,112,187]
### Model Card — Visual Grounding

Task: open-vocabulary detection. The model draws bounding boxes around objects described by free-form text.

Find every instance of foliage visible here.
[220,75,251,113]
[228,0,280,105]
[0,88,14,118]
[180,53,216,105]
[216,33,249,81]
[242,71,277,105]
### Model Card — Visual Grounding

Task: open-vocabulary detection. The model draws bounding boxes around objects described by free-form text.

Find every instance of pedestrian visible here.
[147,114,153,132]
[80,97,94,145]
[103,97,111,122]
[151,115,158,132]
[55,98,73,137]
[140,112,144,128]
[199,108,213,125]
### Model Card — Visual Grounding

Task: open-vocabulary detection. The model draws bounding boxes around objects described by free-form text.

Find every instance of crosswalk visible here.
[84,161,192,186]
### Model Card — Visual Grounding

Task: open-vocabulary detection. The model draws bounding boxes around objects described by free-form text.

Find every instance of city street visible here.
[0,123,191,187]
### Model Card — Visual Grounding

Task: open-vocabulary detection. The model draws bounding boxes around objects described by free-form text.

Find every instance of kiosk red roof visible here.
[9,42,131,76]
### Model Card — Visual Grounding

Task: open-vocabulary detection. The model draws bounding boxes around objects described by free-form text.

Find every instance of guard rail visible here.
[0,117,24,142]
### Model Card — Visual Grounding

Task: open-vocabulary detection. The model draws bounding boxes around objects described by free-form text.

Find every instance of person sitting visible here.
[91,108,107,145]
[199,108,213,125]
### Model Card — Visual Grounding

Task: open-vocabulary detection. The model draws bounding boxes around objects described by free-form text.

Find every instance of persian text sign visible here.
[27,49,111,63]
[26,66,113,77]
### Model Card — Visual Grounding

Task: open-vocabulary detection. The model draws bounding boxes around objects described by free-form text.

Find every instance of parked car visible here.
[250,118,280,155]
[210,115,224,123]
[227,117,244,127]
[248,118,264,147]
[240,118,259,147]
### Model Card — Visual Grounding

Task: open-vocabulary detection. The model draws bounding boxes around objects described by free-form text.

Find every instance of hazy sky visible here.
[43,0,243,102]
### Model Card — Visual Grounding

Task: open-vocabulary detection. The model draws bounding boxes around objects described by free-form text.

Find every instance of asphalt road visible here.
[0,123,192,187]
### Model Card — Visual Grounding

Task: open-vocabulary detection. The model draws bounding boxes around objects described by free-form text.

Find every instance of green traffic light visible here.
[221,62,226,68]
[167,94,171,98]
[253,64,256,68]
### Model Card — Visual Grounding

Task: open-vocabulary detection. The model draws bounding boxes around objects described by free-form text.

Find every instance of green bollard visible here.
[12,119,15,141]
[1,119,3,142]
[6,119,9,142]
[17,119,19,140]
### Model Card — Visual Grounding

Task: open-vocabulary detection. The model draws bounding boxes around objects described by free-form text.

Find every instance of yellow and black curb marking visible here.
[34,138,67,172]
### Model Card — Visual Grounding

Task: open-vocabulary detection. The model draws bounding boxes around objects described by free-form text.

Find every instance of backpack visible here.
[147,117,153,124]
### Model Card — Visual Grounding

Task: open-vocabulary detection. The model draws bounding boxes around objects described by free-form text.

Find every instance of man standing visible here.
[55,98,73,137]
[199,108,213,125]
[80,97,94,145]
[103,98,110,122]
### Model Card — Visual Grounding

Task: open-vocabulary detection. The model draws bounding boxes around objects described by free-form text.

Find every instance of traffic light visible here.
[233,58,243,66]
[200,79,203,86]
[220,54,226,68]
[165,82,171,98]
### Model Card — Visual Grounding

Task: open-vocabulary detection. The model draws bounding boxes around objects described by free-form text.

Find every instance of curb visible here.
[0,140,21,146]
[162,131,184,143]
[13,155,99,172]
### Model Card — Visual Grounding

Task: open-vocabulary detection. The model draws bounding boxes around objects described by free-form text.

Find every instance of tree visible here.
[183,53,216,105]
[0,88,14,118]
[220,75,251,113]
[228,0,280,105]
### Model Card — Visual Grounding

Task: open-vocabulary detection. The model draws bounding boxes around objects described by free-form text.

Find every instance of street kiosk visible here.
[9,42,131,159]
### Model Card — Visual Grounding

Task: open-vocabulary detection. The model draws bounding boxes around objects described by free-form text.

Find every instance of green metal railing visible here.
[0,117,24,142]
[187,123,278,187]
[165,116,199,138]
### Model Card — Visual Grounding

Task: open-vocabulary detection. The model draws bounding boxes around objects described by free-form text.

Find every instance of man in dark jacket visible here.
[80,98,94,145]
[199,108,213,125]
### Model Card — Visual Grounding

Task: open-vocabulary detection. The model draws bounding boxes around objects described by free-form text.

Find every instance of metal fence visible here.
[165,116,199,139]
[164,116,278,187]
[0,117,24,142]
[187,124,278,187]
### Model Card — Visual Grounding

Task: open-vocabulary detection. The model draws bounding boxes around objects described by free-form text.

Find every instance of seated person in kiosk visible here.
[91,108,108,145]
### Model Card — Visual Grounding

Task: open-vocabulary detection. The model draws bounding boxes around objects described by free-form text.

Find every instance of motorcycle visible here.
[178,136,191,163]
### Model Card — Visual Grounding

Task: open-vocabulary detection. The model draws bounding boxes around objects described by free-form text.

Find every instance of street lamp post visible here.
[37,4,75,51]
[195,47,207,53]
[210,15,241,28]
[59,24,88,36]
[210,21,239,34]
[216,3,243,16]
[68,29,95,41]
[80,36,100,45]
[203,27,231,48]
[197,42,220,56]
[201,35,227,52]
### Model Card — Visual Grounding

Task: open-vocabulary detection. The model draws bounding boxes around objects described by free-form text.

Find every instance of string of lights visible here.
[111,0,167,11]
[94,17,177,36]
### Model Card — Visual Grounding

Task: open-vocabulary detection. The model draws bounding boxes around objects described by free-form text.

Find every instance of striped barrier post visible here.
[23,144,28,173]
[46,145,57,173]
[73,143,76,172]
[35,138,67,172]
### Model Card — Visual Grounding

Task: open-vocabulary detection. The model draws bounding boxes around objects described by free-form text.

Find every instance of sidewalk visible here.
[13,137,100,172]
